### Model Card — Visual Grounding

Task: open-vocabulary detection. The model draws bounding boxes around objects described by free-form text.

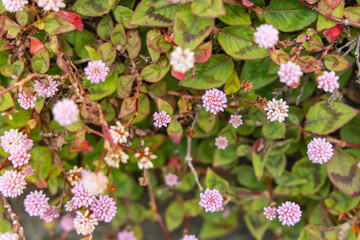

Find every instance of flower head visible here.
[37,0,65,12]
[0,129,33,154]
[278,62,303,87]
[41,206,59,222]
[66,183,95,211]
[90,195,117,223]
[60,214,74,232]
[81,171,108,196]
[0,232,19,240]
[0,170,26,198]
[202,88,227,114]
[317,71,339,93]
[170,47,194,73]
[164,173,178,187]
[105,148,129,168]
[34,79,59,98]
[181,235,198,240]
[73,210,98,235]
[8,148,30,168]
[263,207,277,221]
[110,122,129,144]
[2,0,28,12]
[199,188,223,213]
[307,138,333,164]
[52,99,79,126]
[24,190,49,217]
[134,147,157,170]
[153,110,172,128]
[264,98,289,123]
[117,231,136,240]
[22,165,34,176]
[18,91,36,110]
[277,201,302,226]
[229,114,243,128]
[84,60,109,84]
[66,166,83,186]
[254,24,279,49]
[215,136,228,150]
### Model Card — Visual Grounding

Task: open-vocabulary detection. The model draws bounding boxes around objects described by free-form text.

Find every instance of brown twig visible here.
[1,196,26,240]
[267,178,274,203]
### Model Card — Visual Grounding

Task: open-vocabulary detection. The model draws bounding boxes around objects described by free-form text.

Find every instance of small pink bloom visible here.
[153,110,172,128]
[17,91,36,110]
[84,60,110,84]
[264,98,289,123]
[263,207,276,221]
[60,214,74,232]
[277,201,302,226]
[73,210,98,235]
[81,171,108,196]
[0,170,26,198]
[170,47,194,73]
[66,183,95,211]
[90,195,117,223]
[8,148,30,168]
[199,188,223,213]
[34,79,59,98]
[229,114,243,128]
[22,165,35,176]
[317,71,339,93]
[254,24,279,49]
[307,138,333,164]
[41,206,59,222]
[0,232,19,240]
[0,129,33,154]
[278,62,303,87]
[37,0,66,12]
[117,231,136,240]
[202,88,227,114]
[52,99,79,126]
[2,0,28,12]
[24,190,49,217]
[215,136,228,150]
[181,235,198,240]
[164,173,178,187]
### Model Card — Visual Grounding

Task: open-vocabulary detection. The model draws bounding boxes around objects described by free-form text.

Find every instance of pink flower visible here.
[317,71,339,93]
[199,188,223,213]
[66,183,95,211]
[134,147,157,170]
[170,47,195,73]
[34,79,59,98]
[181,235,198,240]
[0,170,26,198]
[117,231,136,240]
[60,214,74,232]
[278,62,303,87]
[215,136,228,150]
[73,210,98,235]
[0,129,33,154]
[0,232,19,240]
[229,114,243,128]
[37,0,65,12]
[90,195,117,223]
[41,206,59,222]
[24,190,49,217]
[164,173,178,187]
[22,165,35,176]
[202,88,227,114]
[307,138,333,164]
[84,60,110,84]
[2,0,28,12]
[17,91,36,110]
[153,110,172,128]
[264,98,289,123]
[8,148,30,168]
[110,122,129,144]
[81,171,108,196]
[52,99,79,126]
[277,201,302,226]
[263,207,276,221]
[254,24,279,49]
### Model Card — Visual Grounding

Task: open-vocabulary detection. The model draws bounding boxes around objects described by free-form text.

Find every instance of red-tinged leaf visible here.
[68,139,94,153]
[323,54,350,72]
[195,41,212,63]
[296,55,321,73]
[57,55,68,73]
[323,24,341,41]
[171,69,187,80]
[108,185,117,192]
[167,156,182,172]
[33,178,48,189]
[269,49,289,65]
[304,35,324,52]
[167,120,183,144]
[118,97,136,119]
[0,38,14,51]
[325,0,341,9]
[29,37,45,55]
[80,234,93,240]
[125,29,141,59]
[242,0,254,7]
[0,14,19,37]
[75,130,86,145]
[56,12,84,31]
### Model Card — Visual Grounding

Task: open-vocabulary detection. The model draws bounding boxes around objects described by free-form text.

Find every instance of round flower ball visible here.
[307,138,333,164]
[52,99,79,126]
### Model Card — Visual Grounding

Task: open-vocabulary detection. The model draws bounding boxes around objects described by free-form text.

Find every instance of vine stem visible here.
[232,97,258,107]
[267,178,274,203]
[96,148,106,172]
[1,196,26,240]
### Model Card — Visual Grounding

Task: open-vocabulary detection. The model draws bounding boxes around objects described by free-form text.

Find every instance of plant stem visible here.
[267,178,274,203]
[1,196,26,240]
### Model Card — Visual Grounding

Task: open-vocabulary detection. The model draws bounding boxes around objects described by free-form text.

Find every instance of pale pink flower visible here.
[34,79,59,98]
[199,188,223,213]
[73,210,98,235]
[8,148,30,168]
[153,110,172,128]
[81,171,108,196]
[24,190,49,216]
[52,99,79,126]
[0,232,19,240]
[110,122,129,144]
[66,166,83,186]
[0,129,33,154]
[317,71,339,93]
[202,88,227,114]
[229,114,243,128]
[263,207,276,221]
[254,24,279,49]
[278,62,303,87]
[277,201,302,226]
[164,173,178,187]
[134,147,157,170]
[181,235,198,240]
[215,136,228,150]
[307,138,333,164]
[105,148,129,168]
[41,206,59,222]
[84,60,109,84]
[170,47,194,73]
[66,183,95,211]
[37,0,65,12]
[90,195,117,223]
[22,165,34,176]
[264,98,289,122]
[0,170,26,198]
[60,214,74,232]
[17,92,36,110]
[2,0,28,12]
[117,231,136,240]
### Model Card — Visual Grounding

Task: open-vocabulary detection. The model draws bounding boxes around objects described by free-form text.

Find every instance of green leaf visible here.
[165,200,185,232]
[173,5,214,51]
[112,5,135,29]
[296,55,321,73]
[111,23,126,46]
[325,191,360,213]
[197,108,217,134]
[184,199,202,217]
[147,29,161,62]
[141,58,170,83]
[129,204,147,222]
[0,86,14,111]
[304,101,357,135]
[327,148,360,197]
[148,34,172,53]
[219,3,251,25]
[264,0,318,32]
[167,119,183,143]
[262,121,285,139]
[43,13,76,34]
[85,46,101,61]
[206,167,229,192]
[122,94,151,124]
[191,0,225,18]
[199,214,237,239]
[97,15,113,40]
[213,144,238,167]
[218,26,268,60]
[275,171,308,187]
[340,115,360,144]
[252,139,273,180]
[125,29,141,59]
[244,210,269,240]
[323,54,351,72]
[234,166,266,189]
[83,72,117,100]
[344,7,360,24]
[179,55,233,90]
[130,0,185,27]
[156,98,173,115]
[224,70,240,95]
[269,49,289,65]
[32,48,49,74]
[265,154,286,178]
[97,42,116,66]
[298,225,348,240]
[117,75,133,99]
[72,0,116,17]
[0,218,11,233]
[317,1,344,31]
[74,30,94,59]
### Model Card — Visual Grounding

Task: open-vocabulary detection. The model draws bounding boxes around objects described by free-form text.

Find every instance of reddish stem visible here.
[0,84,18,96]
[0,159,9,171]
[267,178,274,203]
[124,79,140,130]
[118,144,138,154]
[96,148,106,172]
[232,97,257,107]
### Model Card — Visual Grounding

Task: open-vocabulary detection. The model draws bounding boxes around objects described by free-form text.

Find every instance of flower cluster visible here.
[229,114,243,128]
[105,148,129,168]
[199,188,224,213]
[60,214,74,232]
[84,60,110,84]
[153,110,172,128]
[215,136,228,150]
[170,47,195,73]
[52,99,79,126]
[254,24,279,49]
[317,71,339,93]
[0,170,26,198]
[37,0,65,12]
[17,91,36,110]
[117,231,137,240]
[135,147,157,170]
[278,62,303,87]
[34,79,59,98]
[263,202,302,227]
[0,232,19,240]
[164,173,178,187]
[81,171,109,196]
[2,0,28,12]
[307,138,333,164]
[24,190,59,222]
[110,122,129,144]
[181,235,198,240]
[202,88,227,114]
[264,98,289,123]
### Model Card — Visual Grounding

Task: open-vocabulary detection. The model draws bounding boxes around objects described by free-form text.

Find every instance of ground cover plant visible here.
[0,0,360,239]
